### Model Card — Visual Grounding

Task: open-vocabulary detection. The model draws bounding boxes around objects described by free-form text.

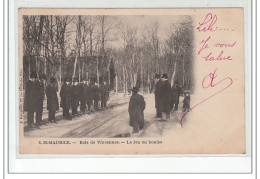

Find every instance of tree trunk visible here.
[72,55,78,81]
[123,66,126,95]
[115,73,118,99]
[171,60,177,87]
[96,55,99,84]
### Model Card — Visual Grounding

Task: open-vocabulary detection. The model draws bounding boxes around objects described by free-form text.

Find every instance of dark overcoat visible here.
[154,79,162,108]
[171,86,181,105]
[85,85,92,101]
[46,84,59,111]
[157,80,172,113]
[183,95,191,109]
[71,85,80,108]
[24,80,37,112]
[100,84,110,99]
[128,93,146,128]
[79,84,87,101]
[60,83,71,109]
[35,80,45,111]
[92,85,100,101]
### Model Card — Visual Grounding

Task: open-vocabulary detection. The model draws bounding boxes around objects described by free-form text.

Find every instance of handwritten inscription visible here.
[180,69,233,126]
[180,13,236,126]
[197,13,236,61]
[197,13,218,32]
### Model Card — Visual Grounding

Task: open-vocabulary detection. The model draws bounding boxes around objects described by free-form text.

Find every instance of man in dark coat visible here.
[183,91,191,112]
[46,78,59,123]
[35,74,46,125]
[60,78,71,119]
[171,81,182,111]
[100,81,110,108]
[85,81,93,111]
[24,71,38,127]
[128,87,146,133]
[71,79,80,115]
[92,82,100,111]
[79,79,87,112]
[154,74,162,118]
[157,74,172,121]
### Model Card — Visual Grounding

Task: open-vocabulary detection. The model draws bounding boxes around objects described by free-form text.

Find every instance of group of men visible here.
[154,73,190,121]
[24,71,110,128]
[60,78,110,120]
[24,71,59,127]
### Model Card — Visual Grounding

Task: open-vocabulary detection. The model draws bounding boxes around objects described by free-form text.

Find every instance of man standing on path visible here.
[154,74,162,118]
[157,74,172,121]
[46,78,59,123]
[24,71,38,128]
[71,79,80,115]
[171,81,182,111]
[100,81,110,108]
[79,79,87,113]
[92,81,100,111]
[128,87,146,133]
[35,74,46,125]
[86,81,93,111]
[60,78,72,120]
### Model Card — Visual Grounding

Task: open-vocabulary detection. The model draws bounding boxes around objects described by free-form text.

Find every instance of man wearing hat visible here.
[157,73,172,121]
[24,71,38,128]
[171,81,182,111]
[46,78,59,123]
[154,74,162,118]
[35,74,46,125]
[79,79,87,113]
[92,81,100,111]
[128,87,146,133]
[71,78,80,115]
[60,78,72,119]
[100,81,110,108]
[85,80,93,111]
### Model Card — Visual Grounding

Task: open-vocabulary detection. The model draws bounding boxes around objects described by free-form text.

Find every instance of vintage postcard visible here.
[18,8,245,155]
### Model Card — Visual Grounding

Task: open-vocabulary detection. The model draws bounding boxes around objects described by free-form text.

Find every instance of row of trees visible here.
[23,15,194,93]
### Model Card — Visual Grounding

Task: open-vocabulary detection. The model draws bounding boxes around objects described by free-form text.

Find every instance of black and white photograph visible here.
[18,8,245,154]
[21,14,194,137]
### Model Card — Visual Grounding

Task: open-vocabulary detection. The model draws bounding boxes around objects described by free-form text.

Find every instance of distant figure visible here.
[100,81,110,108]
[157,74,171,121]
[128,87,146,133]
[183,91,191,112]
[60,78,72,120]
[154,73,162,118]
[79,79,87,112]
[85,81,93,111]
[71,79,80,115]
[92,82,100,111]
[46,78,59,123]
[24,71,38,128]
[171,81,182,111]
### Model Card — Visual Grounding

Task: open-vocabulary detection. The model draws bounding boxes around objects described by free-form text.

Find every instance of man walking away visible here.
[60,78,72,120]
[157,74,172,121]
[128,87,146,133]
[46,78,59,123]
[24,71,38,128]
